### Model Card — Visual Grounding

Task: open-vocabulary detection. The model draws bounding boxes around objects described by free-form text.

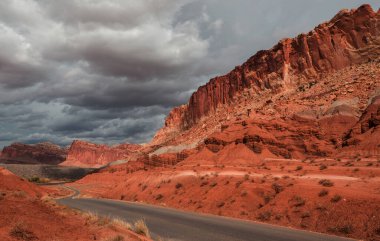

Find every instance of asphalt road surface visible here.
[58,187,355,241]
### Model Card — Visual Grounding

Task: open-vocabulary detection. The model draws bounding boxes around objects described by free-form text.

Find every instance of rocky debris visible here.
[62,140,141,168]
[0,142,67,165]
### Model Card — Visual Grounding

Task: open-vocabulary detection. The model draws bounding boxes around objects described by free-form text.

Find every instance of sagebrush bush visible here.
[10,222,36,241]
[318,189,329,197]
[330,194,342,203]
[318,179,334,187]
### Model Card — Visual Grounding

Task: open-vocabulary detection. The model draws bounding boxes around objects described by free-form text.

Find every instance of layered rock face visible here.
[62,140,141,168]
[0,142,67,165]
[153,4,380,146]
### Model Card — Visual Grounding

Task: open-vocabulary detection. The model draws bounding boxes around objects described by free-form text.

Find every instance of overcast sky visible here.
[0,1,379,148]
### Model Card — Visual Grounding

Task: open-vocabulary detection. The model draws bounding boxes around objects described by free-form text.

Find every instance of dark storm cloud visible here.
[0,0,379,148]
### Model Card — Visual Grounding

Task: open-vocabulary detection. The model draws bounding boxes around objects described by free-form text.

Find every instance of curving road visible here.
[58,187,355,241]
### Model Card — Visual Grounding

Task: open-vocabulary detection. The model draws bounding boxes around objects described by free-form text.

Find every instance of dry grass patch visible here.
[133,219,151,238]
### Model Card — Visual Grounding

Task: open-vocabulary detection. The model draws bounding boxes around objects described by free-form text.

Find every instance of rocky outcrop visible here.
[62,140,141,168]
[341,95,380,157]
[0,142,67,165]
[153,4,380,145]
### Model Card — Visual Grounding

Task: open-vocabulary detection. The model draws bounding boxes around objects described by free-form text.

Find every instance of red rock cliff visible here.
[62,140,141,167]
[155,4,379,141]
[0,142,67,165]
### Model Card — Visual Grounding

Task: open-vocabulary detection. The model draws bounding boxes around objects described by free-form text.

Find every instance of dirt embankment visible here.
[0,167,150,241]
[72,156,380,241]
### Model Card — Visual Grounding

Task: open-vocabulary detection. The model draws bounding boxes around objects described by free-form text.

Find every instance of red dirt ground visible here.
[0,168,150,241]
[71,155,380,241]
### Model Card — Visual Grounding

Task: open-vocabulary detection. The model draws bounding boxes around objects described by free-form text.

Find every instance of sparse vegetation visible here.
[318,179,334,187]
[331,194,342,203]
[133,219,151,238]
[155,194,163,200]
[216,201,225,208]
[235,180,243,188]
[271,183,284,194]
[301,212,310,218]
[10,222,36,241]
[291,196,306,207]
[175,183,183,189]
[111,218,132,230]
[328,225,353,234]
[104,235,124,241]
[27,176,50,183]
[295,166,303,171]
[319,164,327,170]
[257,211,272,221]
[318,189,329,197]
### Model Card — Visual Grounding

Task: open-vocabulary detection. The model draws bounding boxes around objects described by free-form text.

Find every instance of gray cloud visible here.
[0,0,379,148]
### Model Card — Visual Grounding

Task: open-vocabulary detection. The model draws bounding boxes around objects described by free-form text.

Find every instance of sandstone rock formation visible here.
[153,4,380,147]
[0,142,67,165]
[62,140,141,168]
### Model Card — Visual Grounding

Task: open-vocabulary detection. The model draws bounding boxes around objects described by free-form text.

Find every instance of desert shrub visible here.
[210,182,217,187]
[271,183,284,194]
[155,194,163,200]
[200,180,208,187]
[241,190,248,197]
[291,196,306,207]
[244,174,250,180]
[111,218,132,230]
[318,189,329,197]
[353,168,359,172]
[103,235,124,241]
[28,176,40,183]
[319,165,327,170]
[10,222,36,241]
[328,225,353,234]
[330,195,342,203]
[0,192,5,201]
[295,166,303,171]
[257,211,272,221]
[301,212,310,218]
[263,195,272,204]
[318,179,334,187]
[109,168,117,173]
[133,219,151,238]
[235,180,243,188]
[141,184,148,191]
[216,201,225,208]
[97,216,112,226]
[175,183,183,189]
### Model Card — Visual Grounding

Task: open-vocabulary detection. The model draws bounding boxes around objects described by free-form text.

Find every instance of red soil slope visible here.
[0,142,67,165]
[0,167,148,241]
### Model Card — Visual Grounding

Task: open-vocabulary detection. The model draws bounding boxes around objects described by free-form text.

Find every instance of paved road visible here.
[58,187,355,241]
